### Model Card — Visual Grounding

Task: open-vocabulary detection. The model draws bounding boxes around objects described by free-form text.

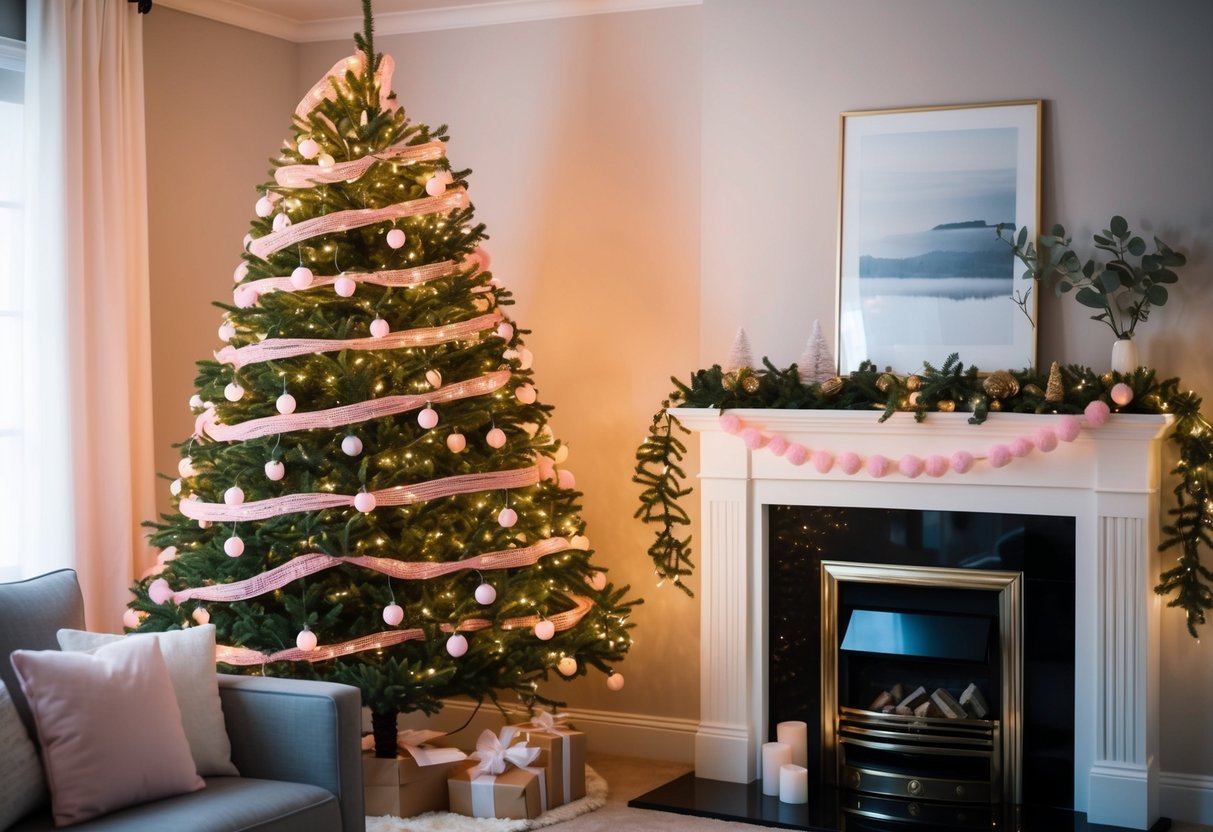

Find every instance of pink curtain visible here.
[24,0,155,631]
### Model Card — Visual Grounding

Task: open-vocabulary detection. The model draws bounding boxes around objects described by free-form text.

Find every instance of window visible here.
[0,35,23,580]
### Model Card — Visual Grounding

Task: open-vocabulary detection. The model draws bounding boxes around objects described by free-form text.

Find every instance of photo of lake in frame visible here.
[837,101,1040,375]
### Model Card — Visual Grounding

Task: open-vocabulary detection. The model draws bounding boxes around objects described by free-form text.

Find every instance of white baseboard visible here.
[374,699,697,763]
[1161,771,1213,826]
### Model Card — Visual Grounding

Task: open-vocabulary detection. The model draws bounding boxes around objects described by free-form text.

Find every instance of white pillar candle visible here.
[779,763,809,804]
[761,741,792,796]
[776,720,808,768]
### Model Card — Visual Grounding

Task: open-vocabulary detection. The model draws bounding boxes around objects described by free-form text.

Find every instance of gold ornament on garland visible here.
[820,376,845,398]
[1022,383,1043,398]
[906,375,922,392]
[982,370,1020,400]
[989,400,1003,412]
[937,399,956,413]
[721,372,738,392]
[876,373,896,393]
[1046,362,1064,403]
[741,374,761,395]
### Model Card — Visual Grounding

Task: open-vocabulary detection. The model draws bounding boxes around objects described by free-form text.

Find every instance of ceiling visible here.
[155,0,697,42]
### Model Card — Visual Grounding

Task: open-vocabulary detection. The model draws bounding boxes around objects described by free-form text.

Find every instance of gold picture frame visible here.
[836,100,1041,375]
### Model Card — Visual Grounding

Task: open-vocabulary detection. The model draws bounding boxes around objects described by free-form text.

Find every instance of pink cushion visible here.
[9,637,205,826]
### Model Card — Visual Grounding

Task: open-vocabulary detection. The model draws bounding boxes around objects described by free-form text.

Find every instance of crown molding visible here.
[0,37,25,71]
[158,0,700,43]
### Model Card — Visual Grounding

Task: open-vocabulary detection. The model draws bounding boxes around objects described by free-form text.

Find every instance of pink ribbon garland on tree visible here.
[195,369,510,442]
[233,257,469,303]
[274,140,445,188]
[216,311,502,369]
[214,594,594,666]
[294,52,395,120]
[172,537,575,604]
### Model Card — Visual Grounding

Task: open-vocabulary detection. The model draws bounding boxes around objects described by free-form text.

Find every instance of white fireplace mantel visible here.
[675,407,1173,830]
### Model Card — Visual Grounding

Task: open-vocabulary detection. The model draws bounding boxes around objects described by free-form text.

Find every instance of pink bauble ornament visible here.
[517,348,534,370]
[170,478,183,496]
[515,384,537,405]
[122,608,142,630]
[496,322,514,341]
[534,620,556,641]
[813,450,835,474]
[951,451,975,474]
[425,175,446,196]
[553,445,569,464]
[741,428,766,450]
[557,657,578,677]
[276,393,297,415]
[446,433,466,453]
[589,571,608,591]
[224,486,245,505]
[255,195,273,217]
[606,673,625,692]
[317,153,335,168]
[334,275,357,297]
[767,435,789,456]
[235,286,259,308]
[192,607,210,625]
[719,413,742,434]
[386,228,407,249]
[341,435,363,456]
[486,427,507,449]
[382,603,405,626]
[899,454,925,478]
[474,583,497,605]
[189,394,204,410]
[1085,399,1111,427]
[157,546,178,564]
[298,138,320,159]
[557,469,576,490]
[925,455,949,478]
[148,578,173,605]
[570,534,590,550]
[1111,383,1134,406]
[290,265,314,289]
[233,262,249,283]
[296,629,318,652]
[224,536,245,557]
[418,406,439,429]
[838,452,863,475]
[426,369,443,388]
[498,507,518,528]
[265,459,285,481]
[867,454,891,478]
[1035,428,1059,453]
[786,444,810,466]
[224,382,244,402]
[178,457,196,478]
[988,444,1013,468]
[218,321,236,342]
[1011,436,1034,457]
[446,633,468,657]
[354,491,377,513]
[272,212,291,232]
[1057,416,1082,442]
[369,317,390,338]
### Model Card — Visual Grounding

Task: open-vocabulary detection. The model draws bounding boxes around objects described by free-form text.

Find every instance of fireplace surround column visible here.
[677,408,1172,830]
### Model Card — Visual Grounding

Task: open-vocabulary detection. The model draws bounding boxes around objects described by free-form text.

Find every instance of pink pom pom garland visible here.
[866,454,891,478]
[838,452,862,475]
[785,444,809,466]
[1085,399,1111,427]
[899,454,924,478]
[925,455,949,477]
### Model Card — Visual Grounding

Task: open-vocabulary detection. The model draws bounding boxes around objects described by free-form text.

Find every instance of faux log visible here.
[898,686,928,711]
[931,688,966,719]
[959,683,990,718]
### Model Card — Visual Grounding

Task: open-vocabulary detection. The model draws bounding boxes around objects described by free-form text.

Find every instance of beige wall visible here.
[144,9,297,518]
[701,0,1213,780]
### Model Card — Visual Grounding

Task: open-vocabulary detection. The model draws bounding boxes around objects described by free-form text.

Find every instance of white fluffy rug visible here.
[366,766,608,832]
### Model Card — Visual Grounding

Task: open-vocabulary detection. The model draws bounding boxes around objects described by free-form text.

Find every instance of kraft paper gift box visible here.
[447,727,549,820]
[362,730,467,817]
[521,712,586,805]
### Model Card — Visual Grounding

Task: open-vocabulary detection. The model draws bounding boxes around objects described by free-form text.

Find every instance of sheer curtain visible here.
[22,0,155,631]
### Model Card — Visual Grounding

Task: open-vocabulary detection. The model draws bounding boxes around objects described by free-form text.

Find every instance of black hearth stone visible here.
[628,774,1172,832]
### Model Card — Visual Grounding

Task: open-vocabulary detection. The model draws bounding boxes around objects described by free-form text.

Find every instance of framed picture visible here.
[836,100,1041,375]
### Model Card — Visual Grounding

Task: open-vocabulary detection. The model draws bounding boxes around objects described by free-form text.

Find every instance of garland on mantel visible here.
[633,355,1213,637]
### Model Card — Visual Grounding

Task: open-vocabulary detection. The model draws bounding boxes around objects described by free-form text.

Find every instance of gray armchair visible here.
[1,569,365,832]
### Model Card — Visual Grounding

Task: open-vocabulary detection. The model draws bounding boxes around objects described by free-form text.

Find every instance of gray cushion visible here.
[0,570,85,739]
[6,776,341,832]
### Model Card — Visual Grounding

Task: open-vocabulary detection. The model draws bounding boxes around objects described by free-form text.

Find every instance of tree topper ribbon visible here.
[295,52,395,120]
[471,726,540,776]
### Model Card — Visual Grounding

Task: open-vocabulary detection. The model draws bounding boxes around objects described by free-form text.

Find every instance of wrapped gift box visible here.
[522,714,586,805]
[447,759,543,820]
[362,730,468,817]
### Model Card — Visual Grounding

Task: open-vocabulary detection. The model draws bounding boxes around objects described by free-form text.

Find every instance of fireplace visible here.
[673,408,1171,830]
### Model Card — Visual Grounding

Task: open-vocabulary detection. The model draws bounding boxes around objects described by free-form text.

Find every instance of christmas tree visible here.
[129,3,637,758]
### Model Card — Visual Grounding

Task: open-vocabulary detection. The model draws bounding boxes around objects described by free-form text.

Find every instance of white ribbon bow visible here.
[525,711,572,733]
[471,726,540,776]
[358,729,467,766]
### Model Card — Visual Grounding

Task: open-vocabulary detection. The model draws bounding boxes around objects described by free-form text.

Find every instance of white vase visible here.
[1111,337,1139,374]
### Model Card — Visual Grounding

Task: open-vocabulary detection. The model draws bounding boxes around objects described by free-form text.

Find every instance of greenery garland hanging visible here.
[633,355,1213,636]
